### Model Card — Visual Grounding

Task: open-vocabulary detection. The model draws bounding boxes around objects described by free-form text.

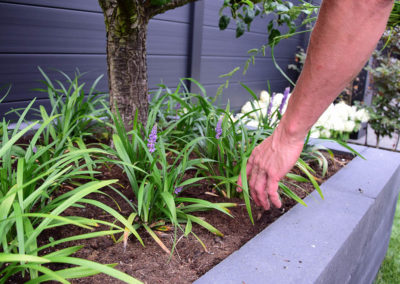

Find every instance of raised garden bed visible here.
[195,142,400,284]
[22,148,349,284]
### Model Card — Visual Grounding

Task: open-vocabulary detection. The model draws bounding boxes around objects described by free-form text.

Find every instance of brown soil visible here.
[9,152,352,284]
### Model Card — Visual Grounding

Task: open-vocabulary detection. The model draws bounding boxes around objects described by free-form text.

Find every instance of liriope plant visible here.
[101,101,236,255]
[0,103,141,283]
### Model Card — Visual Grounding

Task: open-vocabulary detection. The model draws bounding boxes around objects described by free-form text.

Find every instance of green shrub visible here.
[366,27,400,146]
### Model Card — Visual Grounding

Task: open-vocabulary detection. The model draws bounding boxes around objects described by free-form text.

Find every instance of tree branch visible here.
[147,0,198,19]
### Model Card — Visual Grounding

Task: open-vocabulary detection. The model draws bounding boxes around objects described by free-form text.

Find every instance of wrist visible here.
[275,116,309,144]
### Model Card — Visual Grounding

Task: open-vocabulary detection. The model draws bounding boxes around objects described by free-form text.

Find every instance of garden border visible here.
[195,142,400,284]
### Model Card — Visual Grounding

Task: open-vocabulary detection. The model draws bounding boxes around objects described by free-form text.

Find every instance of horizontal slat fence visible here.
[0,0,307,119]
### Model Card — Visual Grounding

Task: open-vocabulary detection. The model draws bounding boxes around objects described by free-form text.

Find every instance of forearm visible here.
[279,0,394,141]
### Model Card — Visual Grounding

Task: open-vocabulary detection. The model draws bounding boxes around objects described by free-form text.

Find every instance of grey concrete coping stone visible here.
[195,144,400,284]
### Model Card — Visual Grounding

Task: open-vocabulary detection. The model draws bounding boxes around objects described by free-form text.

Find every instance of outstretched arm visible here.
[238,0,394,210]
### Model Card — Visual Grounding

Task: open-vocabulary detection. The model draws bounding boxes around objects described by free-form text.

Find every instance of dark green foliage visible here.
[219,15,230,30]
[218,0,318,45]
[388,1,400,28]
[366,27,400,144]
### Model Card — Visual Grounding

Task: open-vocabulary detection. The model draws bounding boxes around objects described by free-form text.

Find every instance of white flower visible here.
[272,93,284,107]
[349,106,358,121]
[259,90,270,103]
[343,120,356,132]
[334,101,353,120]
[329,117,346,132]
[241,101,254,114]
[246,119,259,129]
[310,128,320,138]
[320,128,331,138]
[231,113,244,122]
[355,109,369,123]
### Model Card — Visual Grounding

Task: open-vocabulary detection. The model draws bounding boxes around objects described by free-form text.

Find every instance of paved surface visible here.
[349,125,400,152]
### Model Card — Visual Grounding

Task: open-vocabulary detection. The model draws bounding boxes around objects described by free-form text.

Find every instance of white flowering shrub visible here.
[236,88,369,141]
[310,102,369,140]
[233,88,292,129]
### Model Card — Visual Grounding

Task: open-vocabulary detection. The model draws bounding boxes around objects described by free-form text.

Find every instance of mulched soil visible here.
[8,150,352,284]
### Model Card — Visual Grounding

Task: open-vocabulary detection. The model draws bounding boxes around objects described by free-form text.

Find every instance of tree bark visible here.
[99,0,150,130]
[99,0,195,129]
[107,24,149,129]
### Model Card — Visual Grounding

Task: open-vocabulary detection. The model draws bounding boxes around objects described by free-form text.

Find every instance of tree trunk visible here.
[99,0,195,129]
[107,25,149,129]
[99,1,150,130]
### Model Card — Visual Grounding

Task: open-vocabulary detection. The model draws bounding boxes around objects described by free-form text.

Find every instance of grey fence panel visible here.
[200,57,297,85]
[0,1,191,115]
[147,21,190,55]
[0,0,101,11]
[0,3,190,55]
[198,0,303,109]
[201,26,300,58]
[0,99,52,121]
[0,54,108,101]
[147,56,188,87]
[0,0,191,21]
[0,0,306,118]
[153,5,191,22]
[0,3,106,54]
[0,54,186,102]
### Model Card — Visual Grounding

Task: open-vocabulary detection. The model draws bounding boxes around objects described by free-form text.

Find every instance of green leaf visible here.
[26,264,117,283]
[219,15,230,30]
[279,182,307,207]
[161,192,177,225]
[45,256,142,284]
[236,20,245,38]
[240,157,254,224]
[184,218,192,236]
[0,253,50,263]
[184,214,223,237]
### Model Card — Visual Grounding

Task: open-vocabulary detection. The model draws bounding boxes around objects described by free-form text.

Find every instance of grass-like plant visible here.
[102,98,236,254]
[0,103,142,283]
[34,67,108,141]
[148,81,330,223]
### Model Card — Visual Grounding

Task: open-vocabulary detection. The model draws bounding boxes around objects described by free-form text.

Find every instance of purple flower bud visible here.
[175,103,181,110]
[174,187,183,195]
[147,124,157,153]
[32,146,37,153]
[279,87,290,113]
[215,117,223,139]
[267,92,276,117]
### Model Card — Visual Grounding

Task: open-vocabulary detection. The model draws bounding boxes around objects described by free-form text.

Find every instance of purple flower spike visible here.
[147,124,157,153]
[32,146,37,153]
[279,87,290,113]
[267,92,276,117]
[174,187,183,195]
[175,102,181,110]
[215,117,223,139]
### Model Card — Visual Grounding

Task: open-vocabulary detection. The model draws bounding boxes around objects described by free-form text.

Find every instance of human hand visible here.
[237,127,305,210]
